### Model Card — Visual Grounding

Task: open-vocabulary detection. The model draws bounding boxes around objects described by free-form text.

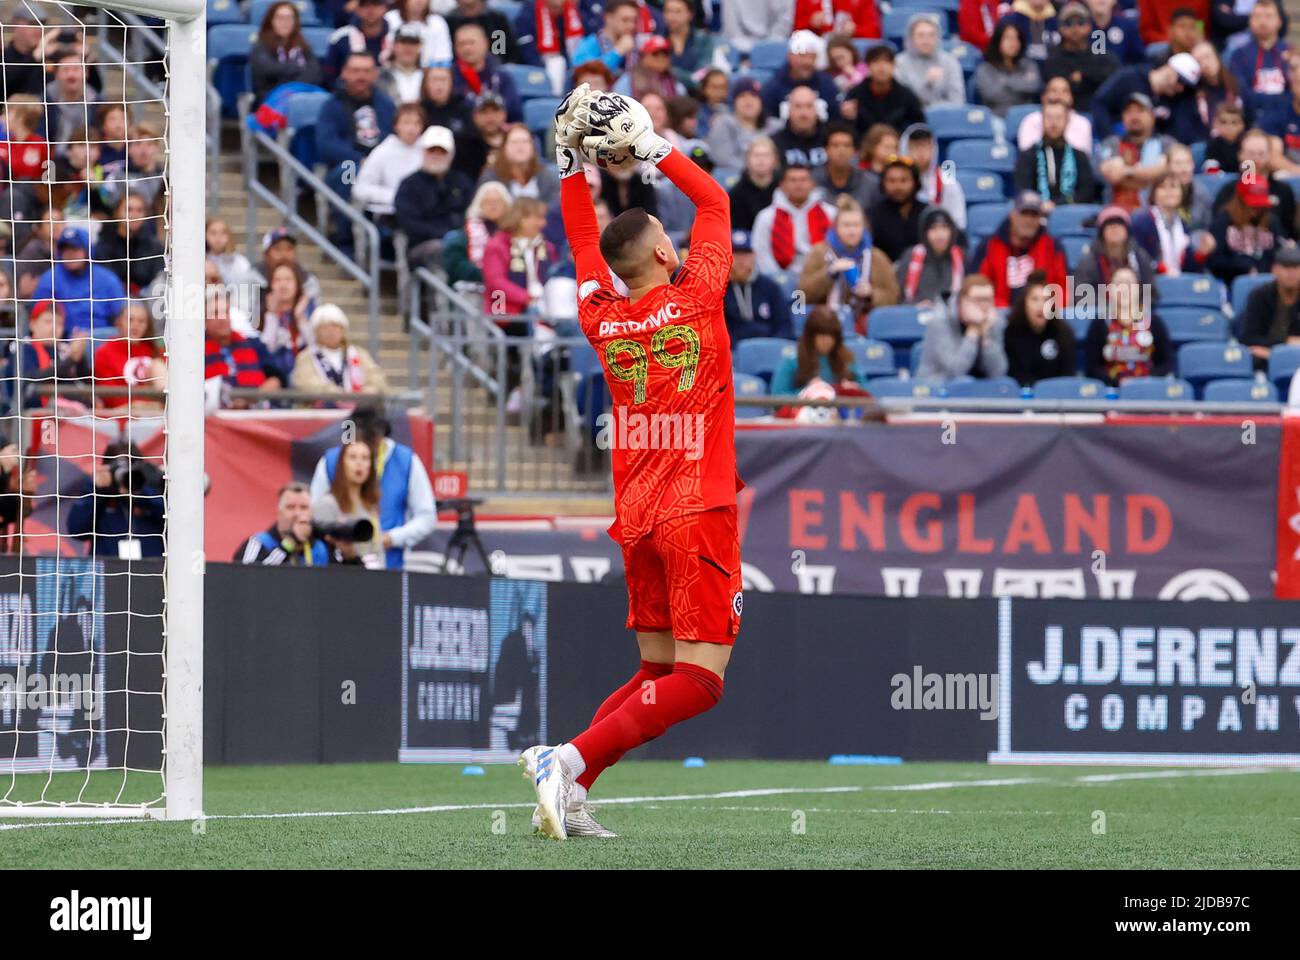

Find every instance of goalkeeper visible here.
[519,87,743,840]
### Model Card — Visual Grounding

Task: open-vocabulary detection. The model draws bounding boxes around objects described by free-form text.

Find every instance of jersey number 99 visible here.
[605,325,700,404]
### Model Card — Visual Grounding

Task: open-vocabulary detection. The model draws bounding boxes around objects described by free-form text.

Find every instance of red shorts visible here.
[621,505,742,645]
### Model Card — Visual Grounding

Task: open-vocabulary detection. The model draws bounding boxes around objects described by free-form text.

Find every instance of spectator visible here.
[447,0,520,64]
[773,85,829,168]
[0,97,48,182]
[974,19,1043,118]
[800,194,901,327]
[1239,242,1300,366]
[895,206,965,306]
[450,21,523,122]
[66,441,165,560]
[15,206,62,301]
[1131,171,1216,275]
[250,1,324,104]
[843,45,927,136]
[999,0,1059,64]
[1004,270,1077,385]
[1041,1,1114,113]
[868,155,925,263]
[795,0,881,39]
[860,123,900,190]
[721,0,795,54]
[1166,6,1202,56]
[453,90,509,177]
[1075,206,1158,301]
[93,302,167,412]
[895,14,965,108]
[481,197,557,322]
[974,189,1068,307]
[292,304,390,395]
[569,58,616,92]
[234,482,331,566]
[752,162,837,276]
[102,123,166,213]
[729,136,780,231]
[769,305,863,396]
[1018,75,1094,155]
[1262,55,1300,174]
[1211,0,1284,51]
[94,192,165,294]
[1207,176,1282,284]
[325,0,393,83]
[514,0,589,91]
[1014,100,1100,207]
[916,273,1009,381]
[725,230,794,341]
[256,262,312,383]
[708,76,774,171]
[32,227,126,335]
[573,0,641,74]
[420,65,475,137]
[0,435,36,535]
[312,441,386,566]
[204,287,283,404]
[1207,101,1247,173]
[826,37,869,95]
[445,181,512,283]
[96,103,128,169]
[317,51,397,223]
[3,300,90,408]
[1139,0,1210,45]
[664,94,703,152]
[53,127,114,220]
[663,0,716,81]
[384,0,454,68]
[1211,128,1297,239]
[309,407,438,570]
[901,123,967,230]
[1190,45,1239,147]
[760,30,842,118]
[395,125,475,270]
[615,35,686,100]
[1167,142,1215,227]
[657,144,715,245]
[600,160,659,218]
[1097,92,1176,211]
[814,122,876,212]
[959,0,1007,51]
[480,122,560,204]
[45,54,100,149]
[260,227,322,305]
[1227,0,1289,122]
[353,103,428,217]
[379,24,429,104]
[1091,55,1200,140]
[696,68,732,137]
[1084,266,1172,384]
[208,257,258,338]
[1,15,51,99]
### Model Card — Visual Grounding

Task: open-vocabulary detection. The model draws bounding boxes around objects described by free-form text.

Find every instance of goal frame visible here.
[0,0,207,821]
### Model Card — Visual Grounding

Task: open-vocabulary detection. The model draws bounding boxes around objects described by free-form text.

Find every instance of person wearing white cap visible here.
[1090,52,1201,143]
[291,304,390,395]
[758,28,842,117]
[393,123,475,270]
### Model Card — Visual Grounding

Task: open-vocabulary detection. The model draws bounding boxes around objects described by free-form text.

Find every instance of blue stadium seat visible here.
[1231,273,1274,321]
[1118,376,1195,402]
[733,372,770,418]
[848,338,897,378]
[1003,103,1038,144]
[1160,307,1230,345]
[966,201,1011,239]
[927,106,995,144]
[286,89,332,166]
[1060,305,1093,342]
[954,169,1007,204]
[946,137,1014,176]
[865,376,945,398]
[750,40,789,72]
[1203,377,1278,403]
[301,25,333,58]
[502,63,556,100]
[207,24,260,113]
[733,337,797,383]
[1268,344,1300,395]
[523,97,563,133]
[489,0,523,19]
[1190,139,1207,170]
[867,304,926,348]
[249,0,319,27]
[1178,341,1252,392]
[1195,172,1229,196]
[1033,376,1106,400]
[1047,204,1102,237]
[884,9,949,43]
[1060,236,1090,270]
[1156,274,1226,309]
[944,376,1021,398]
[852,39,891,59]
[712,166,740,190]
[207,0,246,26]
[945,40,980,74]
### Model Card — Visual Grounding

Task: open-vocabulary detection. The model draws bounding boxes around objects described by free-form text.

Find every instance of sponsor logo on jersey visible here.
[732,591,743,617]
[578,279,601,302]
[598,301,682,337]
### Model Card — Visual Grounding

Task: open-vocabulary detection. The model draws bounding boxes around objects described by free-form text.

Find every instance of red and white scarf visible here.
[771,201,831,269]
[536,0,584,57]
[1151,208,1188,277]
[310,345,366,393]
[903,243,964,302]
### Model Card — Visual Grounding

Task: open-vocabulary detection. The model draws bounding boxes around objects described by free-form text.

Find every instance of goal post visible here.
[0,0,206,820]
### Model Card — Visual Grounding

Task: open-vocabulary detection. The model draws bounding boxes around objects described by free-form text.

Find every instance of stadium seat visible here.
[712,166,740,190]
[966,201,1011,239]
[945,137,1014,176]
[750,40,788,72]
[502,64,556,100]
[884,9,949,43]
[207,25,260,113]
[733,337,796,383]
[567,341,600,377]
[1160,307,1230,345]
[1231,273,1274,321]
[864,376,945,398]
[523,97,563,133]
[945,40,980,75]
[1003,103,1038,144]
[926,106,995,144]
[1060,305,1093,342]
[866,305,926,350]
[1033,376,1106,400]
[733,372,770,418]
[1047,204,1102,237]
[943,376,1021,398]
[1195,172,1229,196]
[848,338,897,378]
[1178,341,1252,392]
[1118,376,1195,402]
[301,25,333,58]
[954,169,1007,204]
[1190,139,1207,170]
[1203,377,1278,403]
[1268,344,1300,395]
[249,0,319,27]
[851,39,891,59]
[1060,236,1090,270]
[207,0,246,26]
[489,0,524,19]
[1156,274,1226,309]
[286,90,332,166]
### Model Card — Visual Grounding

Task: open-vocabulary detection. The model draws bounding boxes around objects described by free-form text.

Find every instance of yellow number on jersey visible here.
[605,339,649,404]
[652,325,700,393]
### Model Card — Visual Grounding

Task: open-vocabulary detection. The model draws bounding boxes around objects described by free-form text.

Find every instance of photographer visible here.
[234,482,330,566]
[312,440,384,567]
[65,441,165,559]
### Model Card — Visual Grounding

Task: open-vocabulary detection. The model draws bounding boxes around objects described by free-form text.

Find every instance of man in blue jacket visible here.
[724,230,794,342]
[394,125,475,271]
[1227,0,1291,123]
[760,31,842,119]
[317,51,395,247]
[323,0,391,83]
[31,227,126,335]
[1090,54,1200,141]
[450,21,523,123]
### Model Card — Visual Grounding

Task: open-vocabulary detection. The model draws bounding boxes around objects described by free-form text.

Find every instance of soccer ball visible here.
[583,139,640,175]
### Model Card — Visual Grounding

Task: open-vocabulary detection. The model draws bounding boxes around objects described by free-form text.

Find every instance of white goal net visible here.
[0,0,203,819]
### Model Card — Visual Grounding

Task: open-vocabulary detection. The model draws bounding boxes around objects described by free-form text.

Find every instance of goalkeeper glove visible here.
[553,81,593,149]
[556,141,585,179]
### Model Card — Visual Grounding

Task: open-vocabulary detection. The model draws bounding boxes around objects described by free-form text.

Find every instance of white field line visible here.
[0,767,1293,833]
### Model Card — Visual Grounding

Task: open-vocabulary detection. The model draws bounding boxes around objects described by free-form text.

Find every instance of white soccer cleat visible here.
[528,801,618,838]
[521,744,573,840]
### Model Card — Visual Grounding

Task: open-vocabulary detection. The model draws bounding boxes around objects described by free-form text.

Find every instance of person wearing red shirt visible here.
[959,0,1009,50]
[974,189,1068,307]
[794,0,882,39]
[0,97,48,181]
[1140,0,1210,44]
[93,301,167,411]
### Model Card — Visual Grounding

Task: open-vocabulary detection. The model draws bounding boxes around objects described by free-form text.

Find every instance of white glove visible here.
[553,81,593,149]
[581,92,671,165]
[556,140,585,179]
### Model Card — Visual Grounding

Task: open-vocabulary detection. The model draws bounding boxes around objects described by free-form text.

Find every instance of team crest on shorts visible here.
[731,591,743,617]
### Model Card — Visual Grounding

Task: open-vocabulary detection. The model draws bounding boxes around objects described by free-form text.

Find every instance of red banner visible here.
[1275,413,1300,598]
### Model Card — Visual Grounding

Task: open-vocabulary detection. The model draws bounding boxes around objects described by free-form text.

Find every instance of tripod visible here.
[439,498,491,574]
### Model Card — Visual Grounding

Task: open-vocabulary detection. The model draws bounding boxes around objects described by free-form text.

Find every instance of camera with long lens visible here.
[311,518,374,543]
[109,456,163,494]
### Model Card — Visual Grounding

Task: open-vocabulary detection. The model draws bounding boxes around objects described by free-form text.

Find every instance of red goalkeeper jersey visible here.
[561,149,744,545]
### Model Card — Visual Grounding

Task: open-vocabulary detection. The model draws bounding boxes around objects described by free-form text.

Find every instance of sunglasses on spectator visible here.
[1061,16,1088,26]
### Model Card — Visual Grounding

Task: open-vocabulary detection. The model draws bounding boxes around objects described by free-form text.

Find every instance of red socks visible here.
[575,660,672,790]
[571,661,723,789]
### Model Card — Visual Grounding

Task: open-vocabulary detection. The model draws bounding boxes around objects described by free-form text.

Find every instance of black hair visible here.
[864,44,894,64]
[984,21,1026,68]
[824,120,857,146]
[600,207,655,275]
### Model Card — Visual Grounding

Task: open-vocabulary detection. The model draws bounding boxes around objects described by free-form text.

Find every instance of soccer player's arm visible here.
[559,168,619,328]
[656,147,733,301]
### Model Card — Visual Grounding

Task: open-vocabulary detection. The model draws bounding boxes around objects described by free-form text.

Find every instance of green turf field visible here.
[2,761,1298,869]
